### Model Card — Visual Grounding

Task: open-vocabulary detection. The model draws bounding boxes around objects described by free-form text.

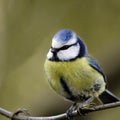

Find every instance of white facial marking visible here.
[52,39,62,48]
[47,31,81,61]
[57,43,80,61]
[65,34,77,45]
[52,34,77,49]
[47,49,53,59]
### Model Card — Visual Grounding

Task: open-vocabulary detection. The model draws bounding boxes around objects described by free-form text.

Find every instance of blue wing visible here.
[86,56,106,82]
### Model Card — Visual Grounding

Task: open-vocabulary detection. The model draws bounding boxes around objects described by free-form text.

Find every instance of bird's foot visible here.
[66,103,77,120]
[66,108,73,120]
[77,102,95,116]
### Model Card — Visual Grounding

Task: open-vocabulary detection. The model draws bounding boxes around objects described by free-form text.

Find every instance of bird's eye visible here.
[61,45,70,50]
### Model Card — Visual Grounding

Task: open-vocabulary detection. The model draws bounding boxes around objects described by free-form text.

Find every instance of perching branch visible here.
[0,101,120,120]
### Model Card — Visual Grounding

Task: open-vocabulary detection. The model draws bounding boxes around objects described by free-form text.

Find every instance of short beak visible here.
[51,47,58,53]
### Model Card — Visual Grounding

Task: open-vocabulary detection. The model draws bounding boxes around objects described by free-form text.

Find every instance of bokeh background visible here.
[0,0,120,120]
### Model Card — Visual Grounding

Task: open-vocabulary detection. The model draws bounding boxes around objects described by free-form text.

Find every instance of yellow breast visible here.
[44,57,105,100]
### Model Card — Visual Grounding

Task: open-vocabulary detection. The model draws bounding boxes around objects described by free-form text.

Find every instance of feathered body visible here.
[45,57,105,101]
[44,29,119,104]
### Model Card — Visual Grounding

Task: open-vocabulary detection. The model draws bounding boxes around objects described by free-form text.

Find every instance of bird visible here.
[44,29,119,119]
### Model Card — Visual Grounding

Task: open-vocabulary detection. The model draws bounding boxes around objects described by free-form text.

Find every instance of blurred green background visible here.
[0,0,120,120]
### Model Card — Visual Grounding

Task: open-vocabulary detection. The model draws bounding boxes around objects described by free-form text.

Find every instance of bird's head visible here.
[47,29,87,61]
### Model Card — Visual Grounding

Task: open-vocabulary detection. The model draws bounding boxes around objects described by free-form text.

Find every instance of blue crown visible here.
[53,29,73,44]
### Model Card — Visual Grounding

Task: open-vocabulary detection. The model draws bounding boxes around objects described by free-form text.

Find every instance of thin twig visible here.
[0,101,120,120]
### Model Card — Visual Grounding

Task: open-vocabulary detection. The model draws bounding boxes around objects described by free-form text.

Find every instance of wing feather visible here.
[86,56,106,82]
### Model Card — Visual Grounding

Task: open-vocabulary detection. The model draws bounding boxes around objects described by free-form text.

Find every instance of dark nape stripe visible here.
[77,37,87,58]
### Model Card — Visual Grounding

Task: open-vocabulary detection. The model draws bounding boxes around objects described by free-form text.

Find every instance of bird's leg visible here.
[77,97,94,116]
[97,97,104,105]
[66,102,77,120]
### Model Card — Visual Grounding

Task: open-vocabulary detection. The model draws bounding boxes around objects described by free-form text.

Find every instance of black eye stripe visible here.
[51,42,78,52]
[61,42,78,50]
[60,45,71,50]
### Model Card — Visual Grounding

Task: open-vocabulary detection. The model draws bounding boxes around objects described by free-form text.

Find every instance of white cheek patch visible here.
[47,49,53,59]
[57,43,80,61]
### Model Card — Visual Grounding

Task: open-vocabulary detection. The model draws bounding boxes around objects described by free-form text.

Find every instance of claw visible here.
[77,97,95,116]
[83,102,95,108]
[66,103,77,120]
[77,106,87,116]
[77,103,95,116]
[66,109,73,120]
[77,107,94,116]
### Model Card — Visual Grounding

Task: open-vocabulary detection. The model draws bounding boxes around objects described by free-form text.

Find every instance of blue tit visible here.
[44,29,119,118]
